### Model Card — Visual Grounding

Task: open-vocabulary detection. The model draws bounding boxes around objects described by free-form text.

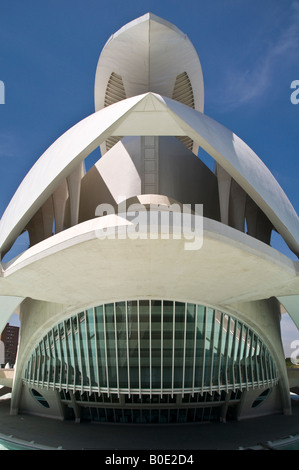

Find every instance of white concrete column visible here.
[41,196,54,239]
[27,209,44,246]
[67,163,84,227]
[216,164,231,226]
[53,179,68,233]
[229,180,247,232]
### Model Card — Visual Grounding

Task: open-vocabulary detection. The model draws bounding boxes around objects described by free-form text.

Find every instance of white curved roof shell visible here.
[95,13,204,111]
[94,13,204,154]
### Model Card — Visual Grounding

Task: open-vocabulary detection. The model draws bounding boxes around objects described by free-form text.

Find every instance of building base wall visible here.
[236,384,283,420]
[19,384,65,421]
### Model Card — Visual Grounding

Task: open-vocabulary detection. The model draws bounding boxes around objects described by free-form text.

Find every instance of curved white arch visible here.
[0,92,299,258]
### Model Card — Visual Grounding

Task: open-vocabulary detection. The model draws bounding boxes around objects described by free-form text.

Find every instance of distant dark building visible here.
[0,324,19,366]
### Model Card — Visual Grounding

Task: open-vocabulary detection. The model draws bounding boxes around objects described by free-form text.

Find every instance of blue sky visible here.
[0,0,298,355]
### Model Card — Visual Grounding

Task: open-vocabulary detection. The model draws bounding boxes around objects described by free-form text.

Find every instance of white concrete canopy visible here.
[0,216,298,328]
[1,93,299,259]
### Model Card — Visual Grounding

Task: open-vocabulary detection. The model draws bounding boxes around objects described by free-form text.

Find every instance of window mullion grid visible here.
[182,302,187,396]
[30,350,33,384]
[52,327,57,389]
[237,323,244,389]
[30,352,34,384]
[201,307,207,392]
[125,301,130,396]
[269,354,273,384]
[33,344,40,384]
[137,300,141,397]
[113,303,120,397]
[46,331,52,389]
[223,316,231,393]
[70,318,76,393]
[265,349,270,386]
[254,337,260,386]
[266,346,270,386]
[29,355,33,383]
[270,353,275,384]
[57,323,63,391]
[217,312,224,393]
[271,356,277,383]
[77,313,84,394]
[35,348,39,385]
[255,338,261,386]
[85,312,92,394]
[149,300,152,398]
[270,356,276,384]
[191,304,198,396]
[248,331,254,387]
[102,305,110,395]
[171,301,175,397]
[63,321,70,393]
[231,320,238,392]
[244,327,249,390]
[260,343,266,386]
[38,345,42,385]
[160,300,163,398]
[93,307,100,394]
[41,340,46,388]
[38,342,42,387]
[26,355,30,383]
[37,342,42,387]
[209,309,216,394]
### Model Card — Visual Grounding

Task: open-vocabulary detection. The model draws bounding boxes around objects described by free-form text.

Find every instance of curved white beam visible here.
[0,94,152,257]
[1,93,299,258]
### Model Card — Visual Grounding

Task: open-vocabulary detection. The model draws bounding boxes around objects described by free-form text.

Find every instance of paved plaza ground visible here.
[0,396,298,450]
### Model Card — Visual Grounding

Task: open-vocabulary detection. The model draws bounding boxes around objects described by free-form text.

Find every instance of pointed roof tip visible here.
[109,12,186,43]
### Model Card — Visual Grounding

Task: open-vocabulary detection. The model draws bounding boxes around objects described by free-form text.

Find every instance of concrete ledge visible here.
[0,369,14,388]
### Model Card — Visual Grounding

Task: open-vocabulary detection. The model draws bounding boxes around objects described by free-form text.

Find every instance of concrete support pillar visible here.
[67,163,84,227]
[41,196,54,239]
[70,390,81,423]
[53,179,68,233]
[220,391,232,423]
[245,196,272,244]
[229,180,247,232]
[216,164,231,225]
[27,209,44,246]
[245,196,258,237]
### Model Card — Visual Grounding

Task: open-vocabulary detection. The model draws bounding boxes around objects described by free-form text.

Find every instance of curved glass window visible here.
[30,388,50,408]
[23,300,279,396]
[252,388,271,408]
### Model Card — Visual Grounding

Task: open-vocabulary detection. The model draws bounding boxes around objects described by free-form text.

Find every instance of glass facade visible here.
[23,300,279,398]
